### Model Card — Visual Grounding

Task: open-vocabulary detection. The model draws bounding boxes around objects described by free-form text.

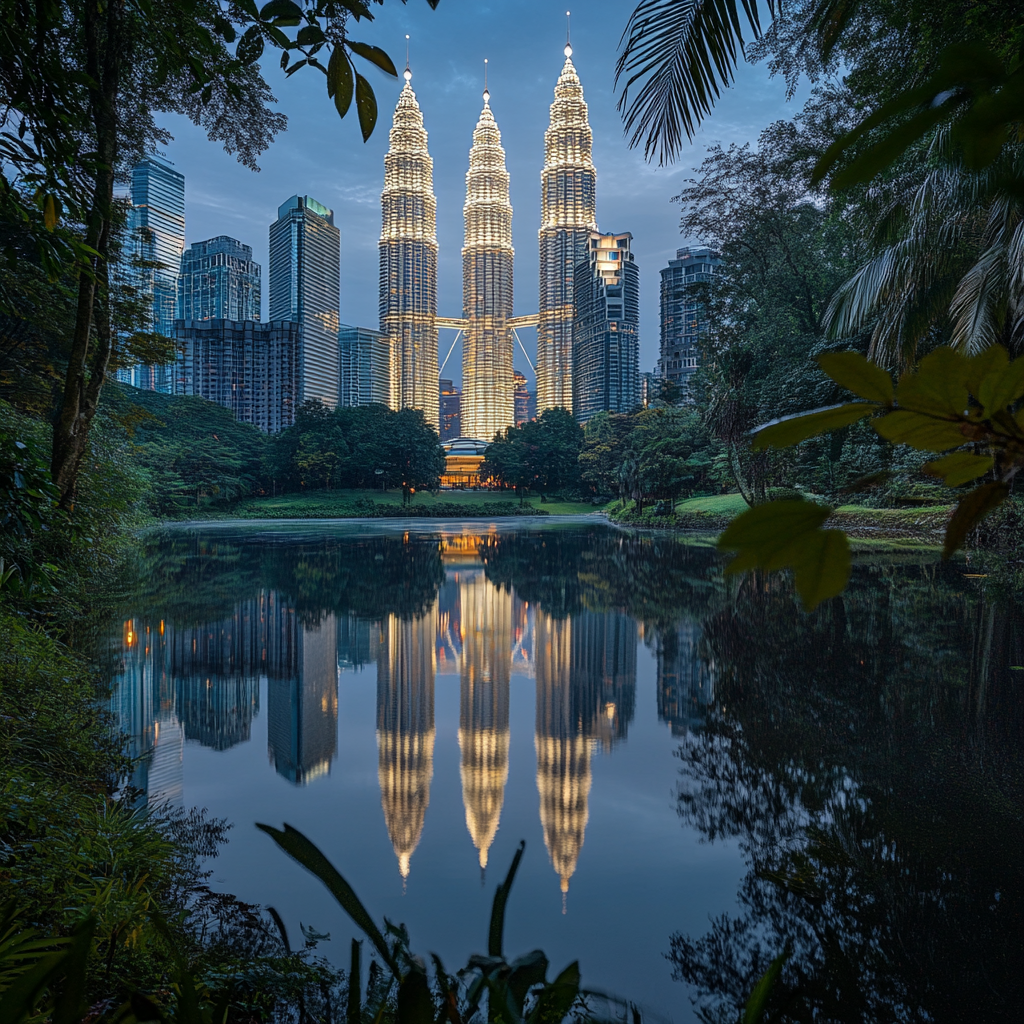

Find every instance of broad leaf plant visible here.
[719,345,1024,610]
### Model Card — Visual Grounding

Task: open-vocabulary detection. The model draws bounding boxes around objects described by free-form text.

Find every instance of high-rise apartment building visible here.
[176,318,299,432]
[127,157,185,393]
[537,41,597,415]
[572,232,640,424]
[439,378,461,440]
[462,85,515,441]
[177,236,260,322]
[339,324,391,408]
[659,246,722,393]
[380,66,439,428]
[269,194,340,409]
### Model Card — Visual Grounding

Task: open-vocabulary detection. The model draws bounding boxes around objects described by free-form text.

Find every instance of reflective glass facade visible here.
[380,73,439,427]
[128,157,185,393]
[178,236,260,322]
[537,47,597,415]
[572,232,640,424]
[462,92,515,442]
[269,195,341,409]
[658,246,723,393]
[339,324,392,408]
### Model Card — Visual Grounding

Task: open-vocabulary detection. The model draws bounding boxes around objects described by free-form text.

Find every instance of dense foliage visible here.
[481,409,584,501]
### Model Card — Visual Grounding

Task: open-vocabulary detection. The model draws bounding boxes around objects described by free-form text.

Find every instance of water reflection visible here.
[106,524,1023,1019]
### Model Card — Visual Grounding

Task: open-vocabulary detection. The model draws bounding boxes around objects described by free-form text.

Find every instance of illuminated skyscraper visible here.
[537,39,597,415]
[380,64,439,428]
[462,76,515,441]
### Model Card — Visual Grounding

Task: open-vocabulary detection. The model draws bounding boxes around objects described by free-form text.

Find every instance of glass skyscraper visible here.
[178,236,260,322]
[658,247,723,393]
[537,41,597,416]
[338,324,391,408]
[572,232,640,424]
[462,85,515,441]
[127,157,185,393]
[380,65,439,428]
[269,195,341,409]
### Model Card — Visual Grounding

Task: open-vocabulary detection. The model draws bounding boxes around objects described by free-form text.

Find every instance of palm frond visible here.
[949,243,1008,353]
[616,0,770,165]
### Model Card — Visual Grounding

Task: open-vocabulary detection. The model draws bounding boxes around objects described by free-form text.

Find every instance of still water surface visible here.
[104,520,1023,1022]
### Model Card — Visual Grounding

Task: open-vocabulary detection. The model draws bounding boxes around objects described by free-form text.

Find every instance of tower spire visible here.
[566,10,571,55]
[404,34,411,81]
[483,57,489,105]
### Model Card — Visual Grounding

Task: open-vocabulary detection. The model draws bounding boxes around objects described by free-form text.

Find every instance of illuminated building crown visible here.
[381,79,437,244]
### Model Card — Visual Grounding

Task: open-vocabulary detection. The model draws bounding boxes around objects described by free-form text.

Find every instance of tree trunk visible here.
[729,443,757,507]
[51,0,123,507]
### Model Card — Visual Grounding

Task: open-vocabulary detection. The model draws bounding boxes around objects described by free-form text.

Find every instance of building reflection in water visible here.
[534,609,637,898]
[267,599,339,784]
[109,619,183,809]
[457,567,511,872]
[655,619,715,736]
[376,605,437,879]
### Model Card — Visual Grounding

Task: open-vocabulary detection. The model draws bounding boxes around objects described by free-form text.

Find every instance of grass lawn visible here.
[672,493,751,516]
[224,489,608,518]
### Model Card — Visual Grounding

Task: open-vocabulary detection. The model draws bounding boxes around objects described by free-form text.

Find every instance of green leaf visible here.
[328,47,354,114]
[527,961,580,1024]
[743,950,789,1024]
[965,344,1009,399]
[895,347,970,416]
[260,0,302,24]
[817,351,894,404]
[923,452,994,487]
[43,194,58,232]
[237,26,265,65]
[296,24,325,47]
[0,952,65,1024]
[751,403,877,451]
[396,960,433,1024]
[347,940,361,1024]
[872,410,967,451]
[978,354,1024,415]
[257,823,398,975]
[792,529,850,612]
[349,41,398,77]
[718,500,832,571]
[943,481,1009,558]
[488,840,525,958]
[355,72,377,141]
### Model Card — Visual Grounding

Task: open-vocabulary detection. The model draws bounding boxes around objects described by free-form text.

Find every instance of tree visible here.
[483,409,584,500]
[380,407,445,504]
[0,0,441,506]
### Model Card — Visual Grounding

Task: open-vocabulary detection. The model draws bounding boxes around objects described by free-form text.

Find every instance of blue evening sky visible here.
[157,0,803,385]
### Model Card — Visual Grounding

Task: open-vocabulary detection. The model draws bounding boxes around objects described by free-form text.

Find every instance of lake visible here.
[102,519,1023,1023]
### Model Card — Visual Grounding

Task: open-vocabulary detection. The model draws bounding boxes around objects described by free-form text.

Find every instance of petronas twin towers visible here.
[379,39,597,436]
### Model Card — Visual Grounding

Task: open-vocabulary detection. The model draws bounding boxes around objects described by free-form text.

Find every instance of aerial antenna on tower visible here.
[404,34,411,82]
[483,57,489,104]
[565,11,572,57]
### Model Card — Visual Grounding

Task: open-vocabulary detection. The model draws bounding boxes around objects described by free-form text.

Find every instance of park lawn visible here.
[672,493,750,517]
[226,489,607,518]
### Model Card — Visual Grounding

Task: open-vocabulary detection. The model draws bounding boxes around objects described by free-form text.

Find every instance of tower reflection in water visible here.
[534,610,637,898]
[110,531,698,894]
[376,605,437,879]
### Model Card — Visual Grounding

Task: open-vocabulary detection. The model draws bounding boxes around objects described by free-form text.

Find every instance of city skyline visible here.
[154,3,802,387]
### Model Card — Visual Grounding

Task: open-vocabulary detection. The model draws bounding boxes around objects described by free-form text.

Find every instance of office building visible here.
[269,194,340,408]
[572,232,640,424]
[177,236,260,322]
[380,65,439,428]
[513,371,535,426]
[439,378,461,441]
[658,246,722,393]
[175,318,299,432]
[462,84,515,441]
[126,157,185,393]
[339,324,391,408]
[537,40,597,415]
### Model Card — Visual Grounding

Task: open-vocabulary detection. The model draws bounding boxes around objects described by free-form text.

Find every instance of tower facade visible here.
[537,44,597,415]
[572,232,640,423]
[178,236,260,322]
[269,195,341,408]
[380,69,439,428]
[659,246,723,395]
[462,88,514,441]
[128,157,186,393]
